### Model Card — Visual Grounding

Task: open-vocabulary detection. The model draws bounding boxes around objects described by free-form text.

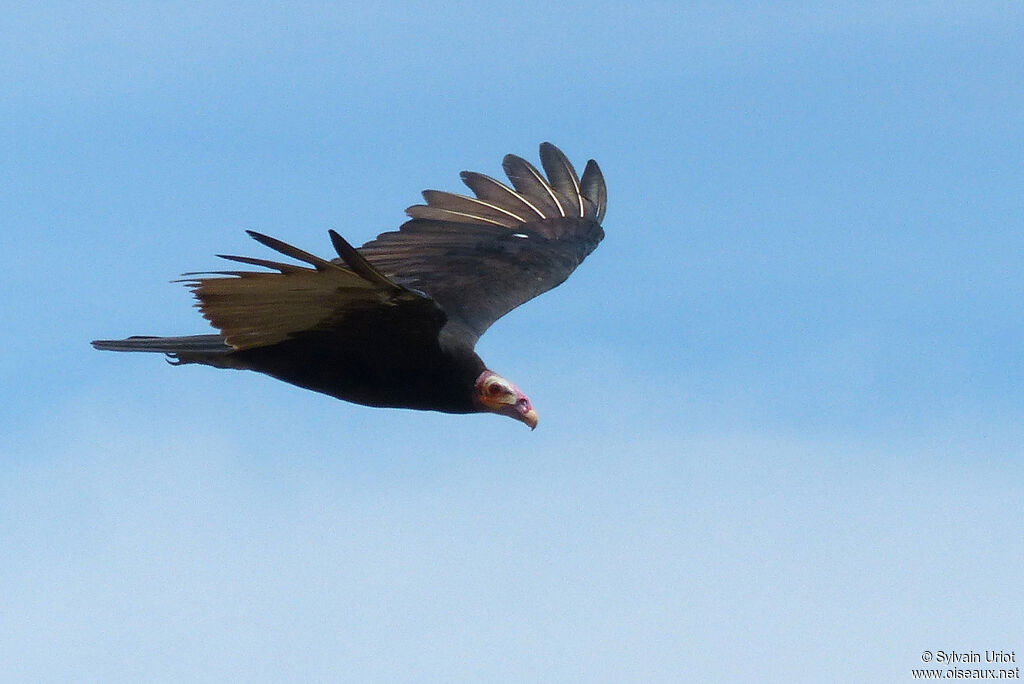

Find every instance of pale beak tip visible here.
[523,409,539,430]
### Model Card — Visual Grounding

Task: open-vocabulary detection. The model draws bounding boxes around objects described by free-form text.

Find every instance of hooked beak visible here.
[474,371,539,430]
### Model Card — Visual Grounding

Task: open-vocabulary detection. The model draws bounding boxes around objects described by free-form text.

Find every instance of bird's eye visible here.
[488,383,504,396]
[517,397,529,407]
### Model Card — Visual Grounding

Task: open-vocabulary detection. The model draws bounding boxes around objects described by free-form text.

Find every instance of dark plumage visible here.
[92,143,607,428]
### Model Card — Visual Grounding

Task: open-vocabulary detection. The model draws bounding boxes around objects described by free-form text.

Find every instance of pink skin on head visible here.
[474,370,538,429]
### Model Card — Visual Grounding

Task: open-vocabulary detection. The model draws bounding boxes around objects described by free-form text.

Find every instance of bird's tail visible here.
[91,334,231,355]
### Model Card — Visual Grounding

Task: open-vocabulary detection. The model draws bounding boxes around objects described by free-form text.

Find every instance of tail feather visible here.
[91,334,231,354]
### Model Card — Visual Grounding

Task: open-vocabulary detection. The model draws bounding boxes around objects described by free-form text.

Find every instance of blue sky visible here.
[2,2,1022,681]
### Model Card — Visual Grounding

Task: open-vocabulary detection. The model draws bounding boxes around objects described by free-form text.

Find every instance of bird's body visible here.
[199,328,484,413]
[93,143,607,428]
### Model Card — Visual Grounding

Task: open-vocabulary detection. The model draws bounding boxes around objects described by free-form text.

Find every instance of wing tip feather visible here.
[453,143,605,226]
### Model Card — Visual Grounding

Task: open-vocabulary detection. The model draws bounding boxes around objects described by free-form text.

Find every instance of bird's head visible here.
[474,370,538,430]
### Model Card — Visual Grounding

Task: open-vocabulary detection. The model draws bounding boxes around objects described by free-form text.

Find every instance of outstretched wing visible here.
[182,230,445,351]
[357,142,607,343]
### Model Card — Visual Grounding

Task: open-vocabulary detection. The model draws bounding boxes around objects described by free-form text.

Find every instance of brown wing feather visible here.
[182,231,441,350]
[501,154,564,217]
[407,192,522,227]
[538,142,584,218]
[580,160,607,224]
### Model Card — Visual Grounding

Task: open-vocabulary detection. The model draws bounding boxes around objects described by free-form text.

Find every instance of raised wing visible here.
[182,229,445,350]
[357,142,607,343]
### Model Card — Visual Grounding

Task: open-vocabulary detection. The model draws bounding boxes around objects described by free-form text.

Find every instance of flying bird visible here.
[92,143,607,429]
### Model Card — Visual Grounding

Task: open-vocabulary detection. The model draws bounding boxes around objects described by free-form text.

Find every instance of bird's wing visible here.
[181,230,445,351]
[356,142,607,344]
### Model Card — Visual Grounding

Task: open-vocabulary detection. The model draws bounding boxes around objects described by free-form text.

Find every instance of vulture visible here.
[92,143,607,429]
